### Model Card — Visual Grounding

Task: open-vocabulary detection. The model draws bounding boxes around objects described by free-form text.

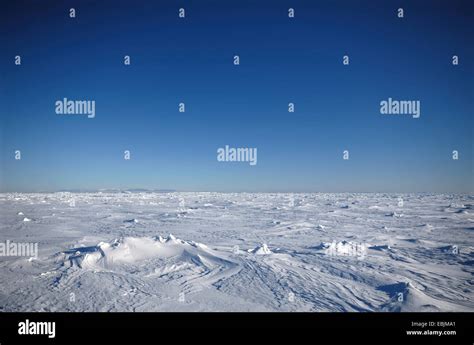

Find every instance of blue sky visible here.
[0,0,472,192]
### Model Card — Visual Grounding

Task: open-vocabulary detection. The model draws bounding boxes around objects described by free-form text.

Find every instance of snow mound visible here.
[385,212,403,218]
[250,243,272,255]
[378,282,468,312]
[326,241,356,255]
[17,212,24,216]
[61,234,232,270]
[369,244,391,251]
[449,203,465,209]
[22,217,31,222]
[438,245,459,254]
[455,209,469,214]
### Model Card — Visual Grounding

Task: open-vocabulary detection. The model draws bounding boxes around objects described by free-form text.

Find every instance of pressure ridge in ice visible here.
[61,234,230,270]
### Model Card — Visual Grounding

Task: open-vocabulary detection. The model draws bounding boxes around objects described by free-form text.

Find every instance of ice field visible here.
[0,192,473,312]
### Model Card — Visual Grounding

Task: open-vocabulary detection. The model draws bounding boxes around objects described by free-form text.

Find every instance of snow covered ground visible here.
[0,192,473,312]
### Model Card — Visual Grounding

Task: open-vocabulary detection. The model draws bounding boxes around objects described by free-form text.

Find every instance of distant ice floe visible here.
[444,203,472,214]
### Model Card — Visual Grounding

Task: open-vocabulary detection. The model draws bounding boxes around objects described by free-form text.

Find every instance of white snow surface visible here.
[0,192,473,312]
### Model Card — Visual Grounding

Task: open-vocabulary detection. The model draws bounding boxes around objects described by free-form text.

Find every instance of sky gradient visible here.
[0,0,473,193]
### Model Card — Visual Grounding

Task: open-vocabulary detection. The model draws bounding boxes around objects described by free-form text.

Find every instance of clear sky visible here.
[0,0,472,193]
